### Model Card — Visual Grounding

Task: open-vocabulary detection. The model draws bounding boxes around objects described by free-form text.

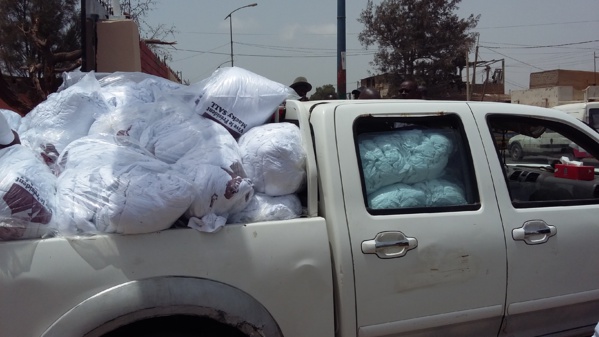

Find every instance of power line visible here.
[172,42,230,62]
[169,42,375,59]
[476,20,599,30]
[236,41,368,53]
[170,47,372,59]
[480,46,545,71]
[481,39,599,49]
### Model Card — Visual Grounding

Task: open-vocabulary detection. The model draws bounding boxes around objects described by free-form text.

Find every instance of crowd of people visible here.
[290,76,426,101]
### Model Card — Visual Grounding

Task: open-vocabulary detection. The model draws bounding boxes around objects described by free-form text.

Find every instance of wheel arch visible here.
[41,276,283,337]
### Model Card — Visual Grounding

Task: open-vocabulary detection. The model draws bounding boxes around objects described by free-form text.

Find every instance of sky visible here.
[139,0,599,96]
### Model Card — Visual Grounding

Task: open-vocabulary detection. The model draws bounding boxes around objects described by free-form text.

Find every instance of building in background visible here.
[356,59,508,101]
[83,0,182,83]
[511,69,599,108]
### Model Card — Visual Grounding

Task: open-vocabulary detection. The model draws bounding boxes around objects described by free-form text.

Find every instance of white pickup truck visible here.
[2,99,599,337]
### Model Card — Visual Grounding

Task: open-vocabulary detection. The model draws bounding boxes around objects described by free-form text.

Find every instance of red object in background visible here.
[572,147,591,159]
[270,105,286,123]
[554,164,595,180]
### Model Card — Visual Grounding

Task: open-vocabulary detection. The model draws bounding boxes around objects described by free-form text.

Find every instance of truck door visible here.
[334,102,507,337]
[471,103,599,336]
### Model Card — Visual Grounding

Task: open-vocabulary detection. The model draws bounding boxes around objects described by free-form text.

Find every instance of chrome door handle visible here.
[525,228,551,235]
[375,240,410,249]
[512,220,556,245]
[362,231,418,259]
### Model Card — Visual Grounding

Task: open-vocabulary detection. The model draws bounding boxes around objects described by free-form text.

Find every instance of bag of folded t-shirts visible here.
[193,66,296,138]
[54,134,194,235]
[227,193,303,224]
[0,145,57,240]
[18,72,111,164]
[176,162,254,233]
[238,122,306,196]
[140,110,239,166]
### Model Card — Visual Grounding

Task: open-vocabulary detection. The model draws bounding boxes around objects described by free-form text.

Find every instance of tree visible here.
[0,0,81,114]
[358,0,479,97]
[121,0,177,62]
[310,84,337,100]
[0,0,174,115]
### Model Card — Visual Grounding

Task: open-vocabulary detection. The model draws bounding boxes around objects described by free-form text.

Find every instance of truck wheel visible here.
[510,143,524,161]
[101,316,248,337]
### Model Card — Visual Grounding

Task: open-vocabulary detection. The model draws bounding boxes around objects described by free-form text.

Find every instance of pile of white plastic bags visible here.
[0,66,307,240]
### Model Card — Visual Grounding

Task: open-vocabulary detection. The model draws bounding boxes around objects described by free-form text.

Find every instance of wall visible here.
[471,82,504,95]
[95,19,181,83]
[511,86,574,107]
[530,69,599,91]
[96,19,141,72]
[360,74,390,98]
[585,86,599,101]
[140,42,168,78]
[139,42,182,83]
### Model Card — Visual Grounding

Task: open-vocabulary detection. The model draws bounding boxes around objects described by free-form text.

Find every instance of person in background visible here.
[351,87,365,99]
[418,85,428,99]
[398,80,421,99]
[357,87,381,100]
[290,76,312,101]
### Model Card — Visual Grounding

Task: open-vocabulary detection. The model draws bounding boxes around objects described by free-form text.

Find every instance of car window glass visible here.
[354,114,480,215]
[588,108,599,130]
[488,115,599,207]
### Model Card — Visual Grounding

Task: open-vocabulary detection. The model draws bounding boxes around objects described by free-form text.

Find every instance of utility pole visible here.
[594,51,597,85]
[466,50,470,101]
[337,0,346,99]
[224,3,258,67]
[471,33,480,98]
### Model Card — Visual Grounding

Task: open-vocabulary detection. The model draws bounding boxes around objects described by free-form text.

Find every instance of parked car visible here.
[508,129,573,161]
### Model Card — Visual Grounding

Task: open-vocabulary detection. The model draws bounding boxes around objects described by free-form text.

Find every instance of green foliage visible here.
[358,0,479,96]
[0,0,170,113]
[0,0,80,111]
[0,0,80,75]
[310,84,337,100]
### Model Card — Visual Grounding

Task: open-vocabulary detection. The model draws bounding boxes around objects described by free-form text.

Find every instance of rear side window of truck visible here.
[354,114,480,215]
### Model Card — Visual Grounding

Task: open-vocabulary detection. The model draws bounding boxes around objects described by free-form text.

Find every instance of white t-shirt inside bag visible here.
[193,66,295,138]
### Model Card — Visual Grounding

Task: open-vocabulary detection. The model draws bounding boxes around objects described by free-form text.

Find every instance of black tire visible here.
[510,142,524,161]
[102,316,248,337]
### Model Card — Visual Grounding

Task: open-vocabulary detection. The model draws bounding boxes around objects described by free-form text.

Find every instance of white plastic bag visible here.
[0,145,57,240]
[193,67,296,137]
[140,111,237,165]
[182,164,254,232]
[55,135,194,235]
[238,122,306,196]
[18,72,111,157]
[0,109,22,131]
[227,193,303,224]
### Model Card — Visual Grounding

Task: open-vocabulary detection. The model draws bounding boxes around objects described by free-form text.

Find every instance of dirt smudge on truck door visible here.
[393,244,477,293]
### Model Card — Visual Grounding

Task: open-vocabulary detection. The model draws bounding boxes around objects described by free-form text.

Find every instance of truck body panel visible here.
[471,103,599,336]
[1,218,334,337]
[553,101,599,130]
[2,99,599,337]
[331,101,507,336]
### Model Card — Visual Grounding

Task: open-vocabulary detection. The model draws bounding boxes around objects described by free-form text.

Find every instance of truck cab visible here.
[553,101,599,131]
[302,99,599,337]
